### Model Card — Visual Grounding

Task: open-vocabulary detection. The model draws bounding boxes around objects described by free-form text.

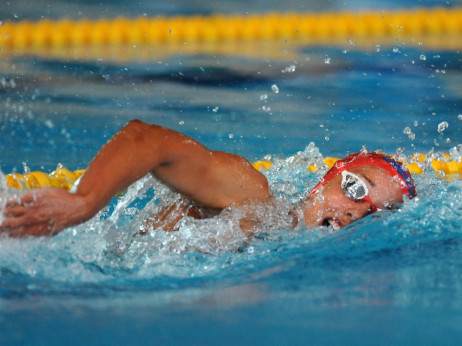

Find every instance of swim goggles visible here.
[341,170,378,213]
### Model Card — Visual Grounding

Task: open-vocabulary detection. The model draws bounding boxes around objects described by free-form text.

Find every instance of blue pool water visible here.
[1,1,462,345]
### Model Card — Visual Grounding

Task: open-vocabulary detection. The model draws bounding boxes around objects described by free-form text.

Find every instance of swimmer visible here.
[0,120,416,237]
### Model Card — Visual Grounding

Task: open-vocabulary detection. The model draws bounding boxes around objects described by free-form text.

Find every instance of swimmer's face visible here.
[303,165,405,230]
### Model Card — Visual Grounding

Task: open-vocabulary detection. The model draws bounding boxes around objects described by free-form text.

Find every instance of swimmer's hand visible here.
[0,188,90,237]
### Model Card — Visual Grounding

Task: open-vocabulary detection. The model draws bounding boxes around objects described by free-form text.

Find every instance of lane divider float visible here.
[1,7,461,50]
[4,153,461,191]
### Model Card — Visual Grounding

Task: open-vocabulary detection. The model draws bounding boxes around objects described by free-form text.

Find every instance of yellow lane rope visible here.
[4,153,462,191]
[1,7,461,51]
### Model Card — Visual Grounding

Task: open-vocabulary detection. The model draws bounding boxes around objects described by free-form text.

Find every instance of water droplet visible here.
[259,94,268,101]
[437,121,448,133]
[281,64,296,73]
[228,133,234,139]
[212,106,219,112]
[393,47,399,53]
[178,120,184,125]
[449,144,462,162]
[408,133,415,140]
[324,136,330,141]
[347,38,355,46]
[375,44,381,52]
[458,114,462,120]
[414,120,419,127]
[22,162,30,174]
[271,84,279,94]
[324,57,331,64]
[262,105,271,112]
[403,127,411,135]
[420,54,426,61]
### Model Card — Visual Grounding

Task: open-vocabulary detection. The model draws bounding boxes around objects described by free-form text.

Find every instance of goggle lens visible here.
[341,171,368,200]
[341,171,378,213]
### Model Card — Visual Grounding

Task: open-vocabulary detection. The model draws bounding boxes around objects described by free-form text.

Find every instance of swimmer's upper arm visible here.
[152,136,270,208]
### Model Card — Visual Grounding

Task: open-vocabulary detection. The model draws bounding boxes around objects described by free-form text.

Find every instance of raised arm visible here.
[1,120,269,236]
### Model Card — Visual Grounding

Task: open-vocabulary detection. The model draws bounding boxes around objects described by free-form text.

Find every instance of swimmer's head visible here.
[302,151,416,230]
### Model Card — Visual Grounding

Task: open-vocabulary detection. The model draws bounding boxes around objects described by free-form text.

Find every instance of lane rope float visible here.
[0,7,461,50]
[4,153,462,191]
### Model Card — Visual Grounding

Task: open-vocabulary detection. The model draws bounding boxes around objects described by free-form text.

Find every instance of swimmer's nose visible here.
[341,201,372,226]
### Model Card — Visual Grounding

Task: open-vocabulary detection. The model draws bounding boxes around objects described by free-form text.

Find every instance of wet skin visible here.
[302,165,405,230]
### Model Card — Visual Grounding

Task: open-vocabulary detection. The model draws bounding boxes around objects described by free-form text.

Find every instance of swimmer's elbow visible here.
[124,119,152,139]
[123,120,167,144]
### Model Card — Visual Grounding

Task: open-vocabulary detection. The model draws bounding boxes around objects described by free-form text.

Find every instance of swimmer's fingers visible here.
[1,187,88,237]
[1,221,55,238]
[1,191,57,236]
[5,193,36,208]
[3,205,27,217]
[1,213,42,230]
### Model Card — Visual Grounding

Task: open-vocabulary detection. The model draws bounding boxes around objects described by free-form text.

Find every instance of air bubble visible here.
[437,121,448,133]
[262,105,271,112]
[260,94,268,101]
[420,54,426,61]
[403,127,411,135]
[271,84,279,94]
[324,57,331,64]
[458,114,462,120]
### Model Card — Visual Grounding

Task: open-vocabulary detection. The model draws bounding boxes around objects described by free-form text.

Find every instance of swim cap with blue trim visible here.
[310,152,416,198]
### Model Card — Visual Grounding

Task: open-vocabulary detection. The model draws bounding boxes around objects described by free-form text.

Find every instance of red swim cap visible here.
[309,152,416,198]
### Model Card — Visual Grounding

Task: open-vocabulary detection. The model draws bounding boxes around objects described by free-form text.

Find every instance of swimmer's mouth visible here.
[321,218,341,231]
